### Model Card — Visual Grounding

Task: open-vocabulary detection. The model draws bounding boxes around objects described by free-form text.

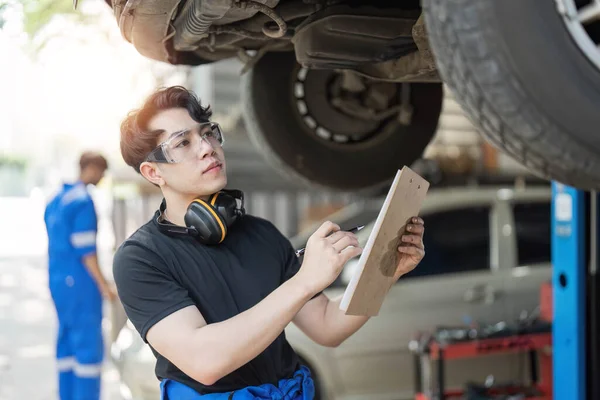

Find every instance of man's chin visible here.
[216,180,228,193]
[203,174,228,194]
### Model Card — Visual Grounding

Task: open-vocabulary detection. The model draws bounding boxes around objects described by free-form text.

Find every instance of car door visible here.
[327,203,502,400]
[503,197,553,323]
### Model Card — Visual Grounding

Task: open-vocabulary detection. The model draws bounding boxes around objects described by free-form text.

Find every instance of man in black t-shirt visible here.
[113,86,425,399]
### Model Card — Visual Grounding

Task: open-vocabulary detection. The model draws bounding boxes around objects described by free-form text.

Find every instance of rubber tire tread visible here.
[423,0,600,190]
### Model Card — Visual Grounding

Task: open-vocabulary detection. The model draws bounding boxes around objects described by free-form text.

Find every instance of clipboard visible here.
[339,166,430,316]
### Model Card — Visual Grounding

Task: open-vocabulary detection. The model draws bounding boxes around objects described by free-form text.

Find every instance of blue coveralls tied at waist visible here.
[160,365,315,400]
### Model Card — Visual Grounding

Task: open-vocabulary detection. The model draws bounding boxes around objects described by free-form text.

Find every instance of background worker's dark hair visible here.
[79,151,108,171]
[120,86,213,173]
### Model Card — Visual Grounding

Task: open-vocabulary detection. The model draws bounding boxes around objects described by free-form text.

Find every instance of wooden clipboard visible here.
[339,166,430,316]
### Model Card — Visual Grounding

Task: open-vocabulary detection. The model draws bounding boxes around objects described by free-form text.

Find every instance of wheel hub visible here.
[556,0,600,71]
[293,66,406,144]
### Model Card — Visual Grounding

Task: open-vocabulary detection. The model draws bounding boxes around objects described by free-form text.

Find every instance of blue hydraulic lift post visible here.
[551,182,586,400]
[590,192,599,400]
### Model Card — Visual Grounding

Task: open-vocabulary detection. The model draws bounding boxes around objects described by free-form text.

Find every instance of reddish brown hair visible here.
[79,151,108,172]
[120,86,212,173]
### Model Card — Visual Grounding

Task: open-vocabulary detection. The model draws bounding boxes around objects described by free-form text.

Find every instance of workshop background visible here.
[0,2,558,400]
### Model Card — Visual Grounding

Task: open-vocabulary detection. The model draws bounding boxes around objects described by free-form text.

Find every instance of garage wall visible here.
[189,59,244,137]
[425,87,482,155]
[425,86,531,175]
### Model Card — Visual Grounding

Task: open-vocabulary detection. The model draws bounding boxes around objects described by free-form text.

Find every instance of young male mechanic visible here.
[44,151,117,400]
[112,86,426,400]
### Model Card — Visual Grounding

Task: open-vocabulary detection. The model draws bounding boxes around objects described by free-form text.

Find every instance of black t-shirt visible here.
[112,209,310,395]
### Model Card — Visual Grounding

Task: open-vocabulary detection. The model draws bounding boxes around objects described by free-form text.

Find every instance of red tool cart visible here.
[412,324,552,400]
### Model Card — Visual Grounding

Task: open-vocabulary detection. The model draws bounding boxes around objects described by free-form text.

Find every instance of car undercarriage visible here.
[106,0,600,192]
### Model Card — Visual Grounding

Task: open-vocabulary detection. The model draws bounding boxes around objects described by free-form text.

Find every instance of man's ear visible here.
[140,162,164,186]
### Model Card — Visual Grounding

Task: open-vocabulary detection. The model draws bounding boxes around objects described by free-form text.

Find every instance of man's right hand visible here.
[82,253,119,302]
[101,283,118,302]
[296,221,363,295]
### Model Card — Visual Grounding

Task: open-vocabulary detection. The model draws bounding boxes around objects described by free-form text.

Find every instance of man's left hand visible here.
[394,216,425,280]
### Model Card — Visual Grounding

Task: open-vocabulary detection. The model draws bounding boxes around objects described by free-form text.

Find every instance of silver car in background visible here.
[110,184,552,400]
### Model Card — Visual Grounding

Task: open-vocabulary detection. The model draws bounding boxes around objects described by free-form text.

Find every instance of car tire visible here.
[423,0,600,190]
[241,51,444,192]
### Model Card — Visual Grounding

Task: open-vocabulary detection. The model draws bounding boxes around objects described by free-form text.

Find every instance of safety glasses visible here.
[145,122,225,164]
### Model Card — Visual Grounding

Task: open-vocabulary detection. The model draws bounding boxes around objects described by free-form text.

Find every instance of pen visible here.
[295,225,365,257]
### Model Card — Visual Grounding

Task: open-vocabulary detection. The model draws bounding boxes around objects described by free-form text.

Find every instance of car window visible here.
[400,205,492,280]
[513,201,551,266]
[336,205,492,287]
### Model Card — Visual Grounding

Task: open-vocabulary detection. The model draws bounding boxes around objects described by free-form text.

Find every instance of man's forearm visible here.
[322,295,370,347]
[82,253,109,293]
[192,277,315,384]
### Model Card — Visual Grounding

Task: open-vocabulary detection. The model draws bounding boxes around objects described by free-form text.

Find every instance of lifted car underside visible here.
[109,0,439,84]
[107,0,600,193]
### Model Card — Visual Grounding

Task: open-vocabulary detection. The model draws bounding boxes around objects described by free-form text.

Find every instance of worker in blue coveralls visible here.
[44,151,117,400]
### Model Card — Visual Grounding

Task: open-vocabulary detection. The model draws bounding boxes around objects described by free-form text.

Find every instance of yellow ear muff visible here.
[193,198,227,243]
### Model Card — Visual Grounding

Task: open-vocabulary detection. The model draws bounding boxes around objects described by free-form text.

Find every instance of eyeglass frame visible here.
[144,121,225,164]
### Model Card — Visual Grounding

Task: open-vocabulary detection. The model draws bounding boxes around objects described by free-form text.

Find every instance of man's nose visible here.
[197,135,216,158]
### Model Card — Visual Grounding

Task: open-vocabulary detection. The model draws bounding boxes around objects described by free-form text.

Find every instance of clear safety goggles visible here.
[145,122,225,164]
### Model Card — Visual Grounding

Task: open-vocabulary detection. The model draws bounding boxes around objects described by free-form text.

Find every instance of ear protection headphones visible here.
[156,189,246,245]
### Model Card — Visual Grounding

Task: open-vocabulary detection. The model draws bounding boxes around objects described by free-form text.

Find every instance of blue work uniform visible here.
[44,181,104,400]
[160,365,314,400]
